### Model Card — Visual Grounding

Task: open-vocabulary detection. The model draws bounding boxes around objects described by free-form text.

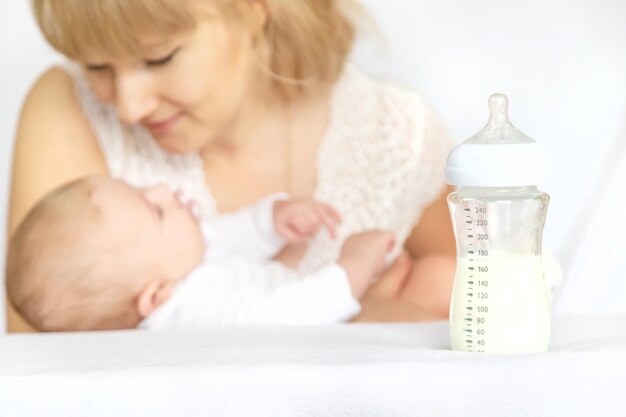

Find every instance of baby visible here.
[6,176,395,331]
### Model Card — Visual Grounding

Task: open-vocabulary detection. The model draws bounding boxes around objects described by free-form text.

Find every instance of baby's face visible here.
[90,178,205,283]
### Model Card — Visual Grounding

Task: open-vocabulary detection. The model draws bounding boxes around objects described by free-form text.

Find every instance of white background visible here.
[1,0,625,333]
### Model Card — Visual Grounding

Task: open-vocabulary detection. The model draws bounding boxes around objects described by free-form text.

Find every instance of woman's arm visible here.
[353,186,457,322]
[401,185,456,317]
[6,67,108,332]
[403,185,456,259]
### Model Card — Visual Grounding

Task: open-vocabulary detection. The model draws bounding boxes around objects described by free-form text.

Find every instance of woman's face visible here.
[80,15,258,154]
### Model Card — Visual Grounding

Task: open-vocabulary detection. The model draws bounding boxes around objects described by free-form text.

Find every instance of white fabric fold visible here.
[1,314,625,417]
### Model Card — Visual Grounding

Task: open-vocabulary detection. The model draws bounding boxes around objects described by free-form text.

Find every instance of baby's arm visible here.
[139,231,395,329]
[139,262,360,328]
[206,194,340,261]
[204,193,289,261]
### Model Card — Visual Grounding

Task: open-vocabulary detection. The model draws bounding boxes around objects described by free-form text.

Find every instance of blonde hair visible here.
[32,0,360,100]
[6,177,141,331]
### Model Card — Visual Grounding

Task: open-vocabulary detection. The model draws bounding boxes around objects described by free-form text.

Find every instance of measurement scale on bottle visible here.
[460,205,490,352]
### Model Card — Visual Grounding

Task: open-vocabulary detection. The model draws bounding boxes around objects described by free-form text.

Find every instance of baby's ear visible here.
[136,281,174,318]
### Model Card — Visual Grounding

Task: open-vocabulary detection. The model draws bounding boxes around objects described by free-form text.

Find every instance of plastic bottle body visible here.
[448,186,551,353]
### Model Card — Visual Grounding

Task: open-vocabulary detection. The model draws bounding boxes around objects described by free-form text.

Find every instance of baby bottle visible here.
[445,94,551,353]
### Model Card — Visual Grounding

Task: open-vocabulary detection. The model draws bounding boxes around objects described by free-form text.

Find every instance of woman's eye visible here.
[84,64,109,72]
[145,47,180,67]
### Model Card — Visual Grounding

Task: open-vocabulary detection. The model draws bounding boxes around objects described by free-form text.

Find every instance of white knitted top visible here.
[63,64,454,274]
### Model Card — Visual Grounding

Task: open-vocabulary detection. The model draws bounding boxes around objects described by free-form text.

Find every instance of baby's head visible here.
[6,176,204,331]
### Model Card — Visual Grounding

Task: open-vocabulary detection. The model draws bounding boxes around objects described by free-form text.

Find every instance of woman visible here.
[7,0,456,332]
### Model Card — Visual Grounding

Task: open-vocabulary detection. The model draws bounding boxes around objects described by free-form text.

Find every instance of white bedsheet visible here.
[0,314,624,417]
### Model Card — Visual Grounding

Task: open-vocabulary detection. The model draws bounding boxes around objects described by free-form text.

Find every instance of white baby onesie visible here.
[139,194,360,329]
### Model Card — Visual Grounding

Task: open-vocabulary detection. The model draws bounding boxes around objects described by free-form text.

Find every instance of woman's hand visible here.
[351,251,455,322]
[338,231,396,298]
[365,251,414,299]
[351,251,415,322]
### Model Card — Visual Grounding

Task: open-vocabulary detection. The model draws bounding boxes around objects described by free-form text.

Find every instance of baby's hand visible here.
[273,198,341,243]
[338,231,396,298]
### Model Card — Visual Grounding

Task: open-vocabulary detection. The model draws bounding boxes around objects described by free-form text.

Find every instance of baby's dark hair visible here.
[6,176,140,331]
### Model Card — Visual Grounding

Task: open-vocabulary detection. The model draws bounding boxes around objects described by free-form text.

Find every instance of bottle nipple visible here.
[466,93,533,144]
[487,93,511,128]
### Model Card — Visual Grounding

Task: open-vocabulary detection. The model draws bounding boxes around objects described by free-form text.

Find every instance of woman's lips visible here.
[144,113,182,135]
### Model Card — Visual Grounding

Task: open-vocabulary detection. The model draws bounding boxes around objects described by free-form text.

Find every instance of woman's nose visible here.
[115,70,158,125]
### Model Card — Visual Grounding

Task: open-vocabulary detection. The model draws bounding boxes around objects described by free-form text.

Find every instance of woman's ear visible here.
[239,0,268,35]
[251,0,269,29]
[136,281,175,318]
